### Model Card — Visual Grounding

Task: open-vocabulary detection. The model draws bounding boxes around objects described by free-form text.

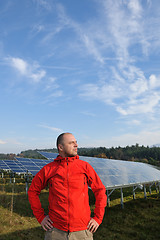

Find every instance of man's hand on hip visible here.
[87,218,99,233]
[41,215,53,231]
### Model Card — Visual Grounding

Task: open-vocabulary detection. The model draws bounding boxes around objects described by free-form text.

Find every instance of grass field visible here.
[0,176,160,240]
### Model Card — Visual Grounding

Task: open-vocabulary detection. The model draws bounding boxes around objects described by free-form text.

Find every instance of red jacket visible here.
[28,155,107,232]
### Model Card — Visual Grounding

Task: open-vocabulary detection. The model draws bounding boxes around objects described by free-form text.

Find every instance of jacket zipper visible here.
[67,160,70,231]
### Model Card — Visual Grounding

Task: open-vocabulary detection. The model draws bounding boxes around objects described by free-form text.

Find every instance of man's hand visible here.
[87,218,99,233]
[41,215,53,231]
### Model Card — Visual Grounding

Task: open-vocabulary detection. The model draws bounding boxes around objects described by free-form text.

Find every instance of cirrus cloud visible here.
[6,56,46,83]
[38,124,63,132]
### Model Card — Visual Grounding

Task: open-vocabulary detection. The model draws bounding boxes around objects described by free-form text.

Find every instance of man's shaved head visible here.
[56,132,72,149]
[56,133,78,158]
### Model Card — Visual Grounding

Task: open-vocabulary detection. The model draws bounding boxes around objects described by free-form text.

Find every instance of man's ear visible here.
[58,144,63,152]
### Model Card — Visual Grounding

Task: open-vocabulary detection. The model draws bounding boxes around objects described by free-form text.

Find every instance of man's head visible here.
[56,133,78,158]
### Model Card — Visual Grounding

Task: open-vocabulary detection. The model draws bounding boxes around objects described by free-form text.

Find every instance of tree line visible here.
[78,144,160,166]
[0,144,160,166]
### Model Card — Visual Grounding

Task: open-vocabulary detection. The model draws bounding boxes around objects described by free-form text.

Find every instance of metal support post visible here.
[107,190,110,207]
[133,186,136,199]
[26,181,28,195]
[121,188,124,209]
[144,184,147,199]
[10,175,12,184]
[25,171,29,194]
[106,189,115,207]
[149,182,155,195]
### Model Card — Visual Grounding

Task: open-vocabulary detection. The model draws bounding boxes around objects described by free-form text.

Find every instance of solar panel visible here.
[0,157,53,176]
[38,151,58,160]
[0,160,26,173]
[80,156,160,189]
[0,160,11,170]
[38,152,160,189]
[15,157,52,175]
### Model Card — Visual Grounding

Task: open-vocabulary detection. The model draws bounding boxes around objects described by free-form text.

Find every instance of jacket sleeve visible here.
[28,167,48,224]
[86,163,107,225]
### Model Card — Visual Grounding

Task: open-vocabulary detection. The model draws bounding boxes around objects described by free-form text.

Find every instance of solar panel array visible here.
[82,156,160,189]
[0,157,56,176]
[14,157,53,175]
[38,152,160,189]
[1,151,160,190]
[0,160,26,173]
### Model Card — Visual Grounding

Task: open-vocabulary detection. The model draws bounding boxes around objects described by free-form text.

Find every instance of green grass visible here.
[0,178,160,240]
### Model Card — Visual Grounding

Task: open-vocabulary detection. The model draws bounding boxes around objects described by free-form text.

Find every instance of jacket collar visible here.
[54,155,79,162]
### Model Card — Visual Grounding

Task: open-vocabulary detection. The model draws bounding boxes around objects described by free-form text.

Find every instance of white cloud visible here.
[9,139,23,146]
[0,138,25,154]
[77,1,160,117]
[149,74,160,89]
[81,111,96,117]
[116,107,128,116]
[33,24,44,33]
[110,130,160,147]
[6,57,63,102]
[1,142,35,154]
[80,129,160,148]
[33,0,52,11]
[127,0,142,18]
[121,93,160,115]
[6,57,46,83]
[81,34,104,64]
[128,119,141,126]
[30,70,46,83]
[79,82,118,107]
[50,3,106,64]
[0,139,6,144]
[38,124,63,132]
[130,78,148,95]
[79,70,160,116]
[45,90,63,99]
[11,57,28,75]
[44,77,58,90]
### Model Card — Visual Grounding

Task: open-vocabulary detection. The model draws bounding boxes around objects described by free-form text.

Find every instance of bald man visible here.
[28,133,107,240]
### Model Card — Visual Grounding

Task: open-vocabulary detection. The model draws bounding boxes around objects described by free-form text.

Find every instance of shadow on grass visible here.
[0,226,44,240]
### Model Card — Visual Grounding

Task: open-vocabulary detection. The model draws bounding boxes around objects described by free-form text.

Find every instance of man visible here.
[28,133,107,240]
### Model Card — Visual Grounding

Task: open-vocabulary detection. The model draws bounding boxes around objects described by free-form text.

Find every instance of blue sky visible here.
[1,0,160,154]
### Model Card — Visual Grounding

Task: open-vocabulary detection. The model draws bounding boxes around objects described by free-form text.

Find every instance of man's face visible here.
[59,134,78,158]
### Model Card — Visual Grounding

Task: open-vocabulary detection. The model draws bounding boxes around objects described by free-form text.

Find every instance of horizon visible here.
[1,142,160,155]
